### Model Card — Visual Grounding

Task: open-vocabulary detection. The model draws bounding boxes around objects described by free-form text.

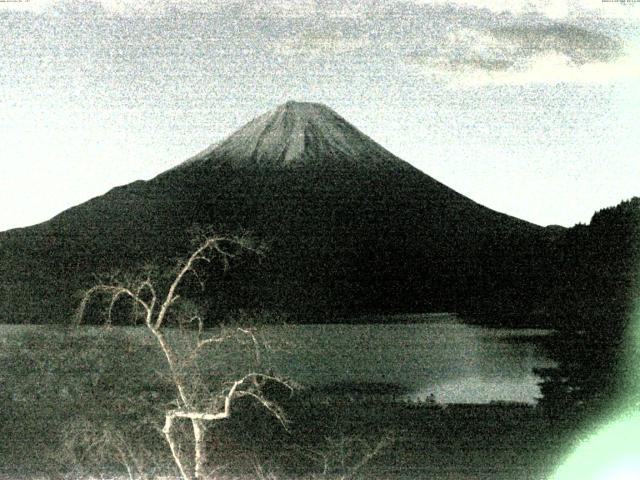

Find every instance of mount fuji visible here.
[0,102,553,323]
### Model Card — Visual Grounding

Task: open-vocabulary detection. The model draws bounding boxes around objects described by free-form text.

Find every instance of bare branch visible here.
[136,278,157,313]
[183,330,233,369]
[347,435,393,477]
[155,235,230,330]
[196,333,230,351]
[163,372,295,426]
[76,284,151,325]
[162,414,192,480]
[77,230,275,480]
[234,390,289,430]
[166,371,292,427]
[151,328,189,408]
[107,288,130,326]
[195,316,205,341]
[187,267,206,292]
[238,327,262,367]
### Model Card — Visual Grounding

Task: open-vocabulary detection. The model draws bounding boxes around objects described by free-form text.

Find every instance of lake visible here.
[260,314,555,404]
[0,315,563,478]
[0,314,555,405]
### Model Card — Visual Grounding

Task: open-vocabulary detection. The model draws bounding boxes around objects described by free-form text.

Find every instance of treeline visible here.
[548,197,640,325]
[535,197,640,416]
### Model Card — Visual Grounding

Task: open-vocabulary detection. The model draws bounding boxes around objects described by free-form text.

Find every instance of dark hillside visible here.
[0,102,572,324]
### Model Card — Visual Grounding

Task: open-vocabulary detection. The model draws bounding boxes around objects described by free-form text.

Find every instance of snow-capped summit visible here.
[185,101,412,170]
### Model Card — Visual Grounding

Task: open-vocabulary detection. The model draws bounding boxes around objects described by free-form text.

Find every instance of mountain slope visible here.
[0,102,551,324]
[184,101,410,169]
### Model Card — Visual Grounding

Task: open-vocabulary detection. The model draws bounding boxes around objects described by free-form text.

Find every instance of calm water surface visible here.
[261,314,555,404]
[0,314,554,405]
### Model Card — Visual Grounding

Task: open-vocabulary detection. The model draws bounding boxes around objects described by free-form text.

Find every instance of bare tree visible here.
[302,433,394,480]
[77,232,291,480]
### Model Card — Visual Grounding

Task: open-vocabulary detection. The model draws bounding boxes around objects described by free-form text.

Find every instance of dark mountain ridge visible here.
[1,102,628,326]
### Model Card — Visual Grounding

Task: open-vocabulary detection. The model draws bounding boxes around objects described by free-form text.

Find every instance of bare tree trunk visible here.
[192,419,207,480]
[163,414,193,480]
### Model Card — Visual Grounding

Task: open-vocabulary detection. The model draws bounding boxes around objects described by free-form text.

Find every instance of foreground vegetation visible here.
[0,324,578,479]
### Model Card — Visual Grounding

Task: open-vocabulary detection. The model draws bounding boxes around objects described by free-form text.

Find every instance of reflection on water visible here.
[262,314,556,404]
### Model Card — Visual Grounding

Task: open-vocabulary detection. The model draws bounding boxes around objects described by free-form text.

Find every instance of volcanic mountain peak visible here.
[186,101,411,170]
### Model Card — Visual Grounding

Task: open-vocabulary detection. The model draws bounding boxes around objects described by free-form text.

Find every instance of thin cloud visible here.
[407,17,627,86]
[271,30,369,57]
[4,0,634,86]
[425,0,640,20]
[461,46,640,86]
[492,23,623,65]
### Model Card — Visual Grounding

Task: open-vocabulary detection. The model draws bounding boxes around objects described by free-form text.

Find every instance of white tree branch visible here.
[155,236,228,330]
[76,232,278,480]
[77,284,152,325]
[162,414,192,480]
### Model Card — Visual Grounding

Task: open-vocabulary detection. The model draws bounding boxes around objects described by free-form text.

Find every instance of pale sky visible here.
[1,0,639,231]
